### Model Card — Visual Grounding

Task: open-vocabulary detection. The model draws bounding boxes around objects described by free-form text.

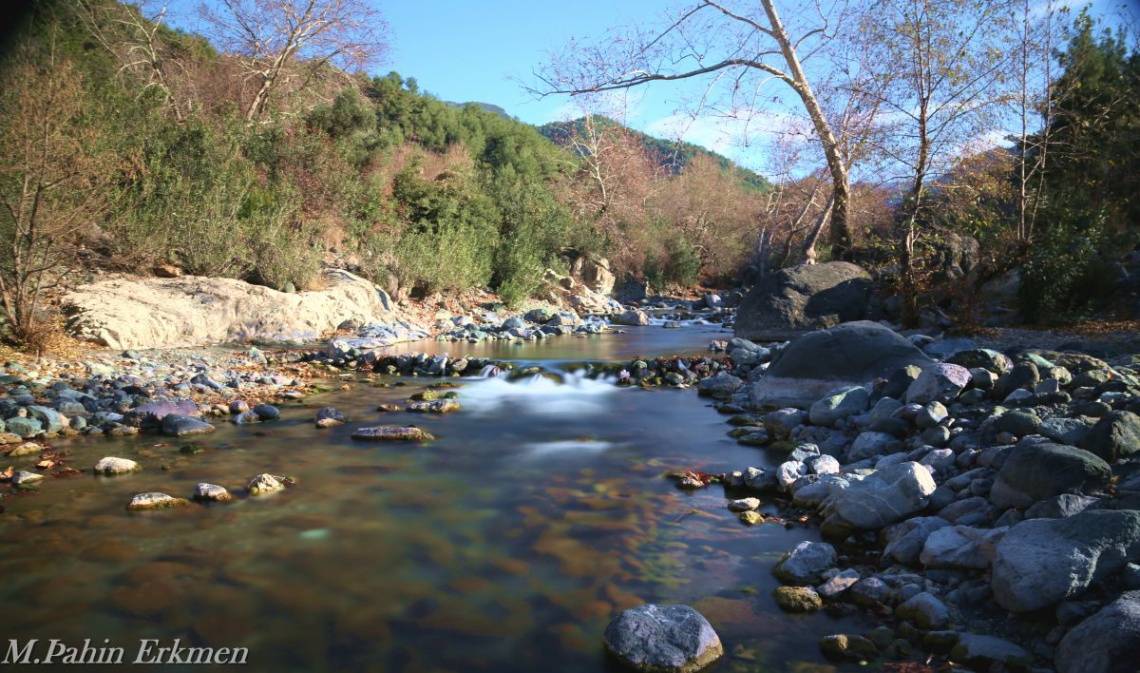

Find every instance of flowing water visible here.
[0,325,872,672]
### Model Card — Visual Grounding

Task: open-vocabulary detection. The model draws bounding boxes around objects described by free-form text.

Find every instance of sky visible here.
[378,0,1135,172]
[177,0,1139,175]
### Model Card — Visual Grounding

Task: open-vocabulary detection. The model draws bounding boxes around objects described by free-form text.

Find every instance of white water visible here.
[461,369,621,418]
[520,439,617,458]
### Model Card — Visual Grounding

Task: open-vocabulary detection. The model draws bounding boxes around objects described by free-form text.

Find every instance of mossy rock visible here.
[773,586,823,613]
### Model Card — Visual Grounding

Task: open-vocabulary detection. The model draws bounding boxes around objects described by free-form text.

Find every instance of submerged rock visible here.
[126,492,189,511]
[315,407,346,428]
[351,425,435,441]
[774,586,823,612]
[406,400,461,414]
[602,604,723,673]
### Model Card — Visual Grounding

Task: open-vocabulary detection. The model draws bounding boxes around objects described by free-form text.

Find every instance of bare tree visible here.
[861,0,1015,325]
[0,54,112,346]
[198,0,388,120]
[536,0,859,259]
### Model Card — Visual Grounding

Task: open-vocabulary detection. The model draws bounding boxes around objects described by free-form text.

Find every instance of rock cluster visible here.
[711,326,1140,672]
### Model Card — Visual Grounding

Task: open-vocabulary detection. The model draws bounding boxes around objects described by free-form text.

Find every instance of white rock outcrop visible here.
[64,269,398,349]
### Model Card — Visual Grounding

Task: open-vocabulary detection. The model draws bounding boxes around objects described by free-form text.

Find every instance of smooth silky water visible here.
[0,326,872,672]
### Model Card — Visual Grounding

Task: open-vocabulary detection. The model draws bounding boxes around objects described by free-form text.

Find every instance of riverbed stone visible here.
[906,364,971,404]
[820,634,879,661]
[817,569,860,599]
[315,406,346,428]
[1080,410,1140,462]
[773,586,823,612]
[776,461,806,492]
[6,442,41,457]
[991,509,1140,612]
[614,309,650,326]
[1039,417,1090,445]
[247,473,284,496]
[161,414,215,437]
[773,541,837,585]
[825,462,936,531]
[920,525,1006,570]
[848,431,902,462]
[697,371,742,397]
[895,592,950,629]
[11,470,43,485]
[93,457,140,475]
[126,492,189,511]
[727,498,760,512]
[602,604,723,673]
[193,483,233,502]
[884,516,951,565]
[351,425,435,441]
[407,399,461,413]
[989,440,1111,509]
[951,634,1032,670]
[1024,493,1101,519]
[123,399,199,428]
[1055,590,1140,673]
[5,417,42,437]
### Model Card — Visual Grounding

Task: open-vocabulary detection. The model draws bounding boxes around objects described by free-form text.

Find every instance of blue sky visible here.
[175,0,1137,174]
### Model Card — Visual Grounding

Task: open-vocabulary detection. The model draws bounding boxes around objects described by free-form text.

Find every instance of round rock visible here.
[93,457,141,475]
[603,604,723,673]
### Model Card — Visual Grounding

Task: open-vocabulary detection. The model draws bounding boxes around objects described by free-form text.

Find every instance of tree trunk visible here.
[760,0,854,260]
[801,193,835,265]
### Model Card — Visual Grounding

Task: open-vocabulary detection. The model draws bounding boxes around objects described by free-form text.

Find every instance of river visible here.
[0,325,873,672]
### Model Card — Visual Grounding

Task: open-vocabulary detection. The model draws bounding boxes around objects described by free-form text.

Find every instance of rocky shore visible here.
[647,320,1140,673]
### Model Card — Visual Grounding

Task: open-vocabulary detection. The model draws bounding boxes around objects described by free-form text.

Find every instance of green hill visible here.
[538,116,771,192]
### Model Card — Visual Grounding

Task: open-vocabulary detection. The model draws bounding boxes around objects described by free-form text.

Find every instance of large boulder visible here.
[748,322,932,408]
[1056,590,1140,673]
[773,541,837,585]
[824,462,937,531]
[734,262,874,341]
[603,604,723,673]
[64,269,397,349]
[989,440,1112,509]
[991,510,1140,612]
[569,254,616,295]
[1080,410,1140,462]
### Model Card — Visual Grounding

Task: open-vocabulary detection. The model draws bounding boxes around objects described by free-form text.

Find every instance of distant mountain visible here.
[538,116,772,192]
[445,101,511,119]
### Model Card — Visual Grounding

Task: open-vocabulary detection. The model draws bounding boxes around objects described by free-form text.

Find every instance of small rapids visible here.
[461,368,621,418]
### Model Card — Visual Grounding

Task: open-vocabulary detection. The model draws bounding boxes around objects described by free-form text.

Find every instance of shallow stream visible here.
[0,326,873,672]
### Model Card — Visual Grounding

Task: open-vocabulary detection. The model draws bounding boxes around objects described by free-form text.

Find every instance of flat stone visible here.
[951,634,1032,669]
[161,414,215,437]
[126,492,189,511]
[826,462,936,531]
[351,425,435,441]
[896,592,950,629]
[727,498,760,512]
[11,470,43,485]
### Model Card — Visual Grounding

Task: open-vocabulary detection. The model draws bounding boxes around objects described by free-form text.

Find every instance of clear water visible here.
[0,326,872,672]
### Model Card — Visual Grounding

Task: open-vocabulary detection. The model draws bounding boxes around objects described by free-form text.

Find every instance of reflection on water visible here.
[378,322,731,362]
[0,336,871,672]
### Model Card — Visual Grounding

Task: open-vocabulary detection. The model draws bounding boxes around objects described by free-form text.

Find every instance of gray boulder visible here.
[1080,410,1140,462]
[773,541,837,585]
[613,309,650,327]
[123,399,200,429]
[848,431,903,462]
[989,440,1112,509]
[749,322,932,408]
[603,604,723,673]
[895,592,950,629]
[951,634,1032,670]
[825,462,936,531]
[734,261,874,341]
[1055,590,1140,673]
[991,510,1140,612]
[697,371,742,397]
